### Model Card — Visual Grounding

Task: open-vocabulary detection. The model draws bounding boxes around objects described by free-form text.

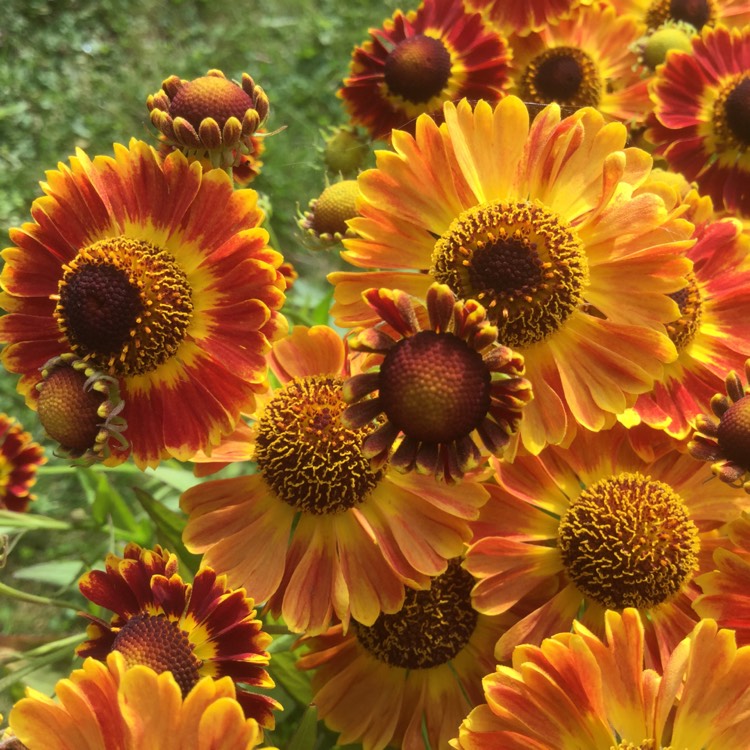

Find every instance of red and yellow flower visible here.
[612,0,750,32]
[464,424,750,669]
[508,3,651,124]
[451,609,750,749]
[339,0,511,141]
[181,325,489,635]
[341,283,532,482]
[77,543,280,728]
[330,97,694,454]
[297,559,516,750]
[622,215,750,438]
[695,512,750,643]
[466,0,592,36]
[0,413,45,513]
[0,139,287,468]
[647,24,750,216]
[9,652,266,750]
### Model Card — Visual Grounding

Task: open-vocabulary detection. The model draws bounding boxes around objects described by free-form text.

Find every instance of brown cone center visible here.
[384,34,452,104]
[169,76,254,129]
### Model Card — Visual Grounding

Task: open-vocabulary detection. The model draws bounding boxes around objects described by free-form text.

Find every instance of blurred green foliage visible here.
[0,0,404,743]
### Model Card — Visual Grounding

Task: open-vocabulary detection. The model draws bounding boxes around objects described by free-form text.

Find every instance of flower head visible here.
[330,97,694,454]
[36,354,126,464]
[465,0,593,36]
[0,139,287,468]
[298,179,360,246]
[0,414,45,513]
[647,24,750,216]
[342,283,532,482]
[695,512,750,644]
[76,543,280,727]
[340,0,511,140]
[612,0,750,33]
[147,69,269,170]
[181,325,489,635]
[321,125,370,177]
[9,652,266,750]
[297,558,515,750]
[464,424,750,669]
[451,609,750,749]
[508,3,651,124]
[689,358,750,490]
[622,216,750,439]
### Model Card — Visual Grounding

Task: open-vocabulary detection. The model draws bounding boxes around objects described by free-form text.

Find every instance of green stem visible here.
[0,580,80,610]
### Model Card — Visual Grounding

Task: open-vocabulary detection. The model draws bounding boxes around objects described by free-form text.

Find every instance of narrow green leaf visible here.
[0,510,71,531]
[13,560,84,587]
[269,649,313,706]
[0,633,83,694]
[287,705,318,750]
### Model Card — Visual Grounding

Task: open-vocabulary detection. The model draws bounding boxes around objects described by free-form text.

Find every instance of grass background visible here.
[0,0,403,744]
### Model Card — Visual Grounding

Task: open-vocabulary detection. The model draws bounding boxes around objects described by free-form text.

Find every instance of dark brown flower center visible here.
[54,237,193,377]
[36,366,106,454]
[519,47,602,107]
[723,77,750,148]
[355,558,477,668]
[646,0,713,30]
[169,75,254,129]
[112,612,201,696]
[377,330,491,444]
[666,271,702,352]
[432,201,588,348]
[384,34,452,104]
[558,472,700,610]
[717,395,750,469]
[254,375,384,514]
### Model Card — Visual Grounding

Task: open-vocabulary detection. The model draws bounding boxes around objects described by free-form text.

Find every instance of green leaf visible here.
[12,559,84,587]
[269,649,313,706]
[144,464,203,493]
[132,487,201,576]
[288,705,318,750]
[0,633,83,694]
[0,510,71,531]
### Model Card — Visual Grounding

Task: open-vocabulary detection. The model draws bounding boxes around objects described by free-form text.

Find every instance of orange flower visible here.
[298,559,516,750]
[452,609,750,749]
[9,652,266,750]
[330,97,694,454]
[464,424,750,669]
[181,326,488,635]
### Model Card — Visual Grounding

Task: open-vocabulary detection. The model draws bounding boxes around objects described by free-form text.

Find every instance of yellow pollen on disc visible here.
[558,472,700,610]
[310,180,360,237]
[355,558,477,668]
[254,375,384,514]
[112,612,201,697]
[666,270,702,352]
[520,46,602,107]
[431,200,588,349]
[53,237,193,377]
